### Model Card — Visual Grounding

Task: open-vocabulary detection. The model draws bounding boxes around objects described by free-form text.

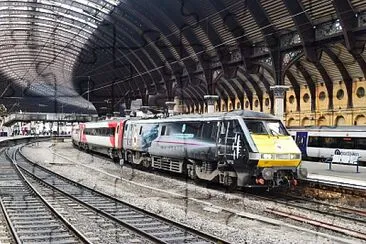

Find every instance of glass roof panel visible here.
[0,0,122,106]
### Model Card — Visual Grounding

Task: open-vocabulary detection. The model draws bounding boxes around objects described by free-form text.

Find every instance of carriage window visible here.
[323,137,338,148]
[139,126,143,135]
[356,138,366,150]
[161,125,166,136]
[201,121,217,141]
[340,137,354,149]
[109,128,115,136]
[308,136,321,147]
[180,122,200,139]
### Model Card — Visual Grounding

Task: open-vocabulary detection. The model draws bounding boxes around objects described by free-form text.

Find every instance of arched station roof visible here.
[0,0,365,114]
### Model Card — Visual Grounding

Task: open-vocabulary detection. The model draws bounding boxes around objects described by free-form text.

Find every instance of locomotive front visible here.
[241,117,305,187]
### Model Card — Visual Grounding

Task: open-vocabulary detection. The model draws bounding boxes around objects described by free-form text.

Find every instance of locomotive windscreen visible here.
[244,120,289,136]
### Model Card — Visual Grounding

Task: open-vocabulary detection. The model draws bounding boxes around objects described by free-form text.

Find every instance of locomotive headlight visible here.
[290,153,301,159]
[261,153,273,159]
[262,168,274,180]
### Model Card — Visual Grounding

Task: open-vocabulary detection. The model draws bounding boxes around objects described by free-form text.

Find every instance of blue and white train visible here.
[289,126,366,163]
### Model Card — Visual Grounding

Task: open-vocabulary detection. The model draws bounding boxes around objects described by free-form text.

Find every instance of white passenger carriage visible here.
[71,119,127,161]
[289,126,366,162]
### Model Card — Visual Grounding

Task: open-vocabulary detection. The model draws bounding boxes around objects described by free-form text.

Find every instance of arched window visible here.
[317,116,327,126]
[245,101,249,109]
[287,118,295,127]
[335,116,345,126]
[236,102,241,109]
[354,115,366,125]
[302,117,311,126]
[265,98,270,106]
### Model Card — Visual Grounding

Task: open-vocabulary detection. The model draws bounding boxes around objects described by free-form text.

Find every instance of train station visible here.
[0,1,365,243]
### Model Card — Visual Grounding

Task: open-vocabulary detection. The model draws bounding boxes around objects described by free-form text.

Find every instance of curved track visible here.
[49,141,366,243]
[13,145,228,244]
[0,148,89,244]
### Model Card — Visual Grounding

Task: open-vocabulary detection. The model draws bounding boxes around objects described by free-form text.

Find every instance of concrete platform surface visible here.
[0,135,32,142]
[301,160,366,188]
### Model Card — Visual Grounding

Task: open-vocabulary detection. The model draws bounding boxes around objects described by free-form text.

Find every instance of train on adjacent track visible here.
[71,111,306,189]
[289,126,366,163]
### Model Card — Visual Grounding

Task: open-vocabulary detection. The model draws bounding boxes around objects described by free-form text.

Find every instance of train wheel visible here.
[224,175,237,192]
[119,158,124,167]
[142,159,151,169]
[127,152,133,163]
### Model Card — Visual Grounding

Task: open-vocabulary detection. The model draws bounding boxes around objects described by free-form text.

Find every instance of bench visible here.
[326,150,361,173]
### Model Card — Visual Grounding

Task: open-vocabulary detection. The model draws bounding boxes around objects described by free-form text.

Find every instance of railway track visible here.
[266,208,366,241]
[246,192,366,241]
[12,146,228,244]
[20,168,154,243]
[47,142,366,243]
[251,193,366,225]
[0,148,89,244]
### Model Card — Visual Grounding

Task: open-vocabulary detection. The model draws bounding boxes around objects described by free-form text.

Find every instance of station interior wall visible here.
[181,79,366,127]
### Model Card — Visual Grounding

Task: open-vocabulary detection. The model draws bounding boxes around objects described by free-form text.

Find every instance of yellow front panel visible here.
[257,159,300,167]
[251,135,301,168]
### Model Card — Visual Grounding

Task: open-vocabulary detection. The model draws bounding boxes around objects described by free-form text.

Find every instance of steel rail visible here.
[16,146,229,244]
[3,147,92,244]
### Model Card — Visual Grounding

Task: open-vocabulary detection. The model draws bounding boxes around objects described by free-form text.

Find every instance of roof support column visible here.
[165,101,176,117]
[247,0,286,116]
[204,95,219,114]
[270,85,289,121]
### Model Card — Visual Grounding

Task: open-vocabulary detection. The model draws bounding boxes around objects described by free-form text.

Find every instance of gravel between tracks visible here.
[22,140,364,244]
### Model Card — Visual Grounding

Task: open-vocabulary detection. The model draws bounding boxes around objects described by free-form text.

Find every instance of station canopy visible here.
[0,0,365,114]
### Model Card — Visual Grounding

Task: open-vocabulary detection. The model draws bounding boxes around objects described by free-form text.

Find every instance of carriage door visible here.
[115,124,120,149]
[295,131,308,156]
[217,120,246,162]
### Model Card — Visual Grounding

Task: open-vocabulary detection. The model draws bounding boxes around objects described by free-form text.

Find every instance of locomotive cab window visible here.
[244,120,288,136]
[267,122,288,136]
[244,120,267,135]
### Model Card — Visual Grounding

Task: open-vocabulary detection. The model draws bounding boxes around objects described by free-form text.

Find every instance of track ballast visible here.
[0,148,89,244]
[14,145,228,244]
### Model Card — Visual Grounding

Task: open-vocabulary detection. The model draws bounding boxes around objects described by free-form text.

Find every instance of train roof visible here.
[159,110,278,120]
[85,110,279,125]
[288,126,366,132]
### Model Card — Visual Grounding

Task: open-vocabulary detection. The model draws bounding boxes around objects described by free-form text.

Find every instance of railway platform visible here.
[301,160,366,189]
